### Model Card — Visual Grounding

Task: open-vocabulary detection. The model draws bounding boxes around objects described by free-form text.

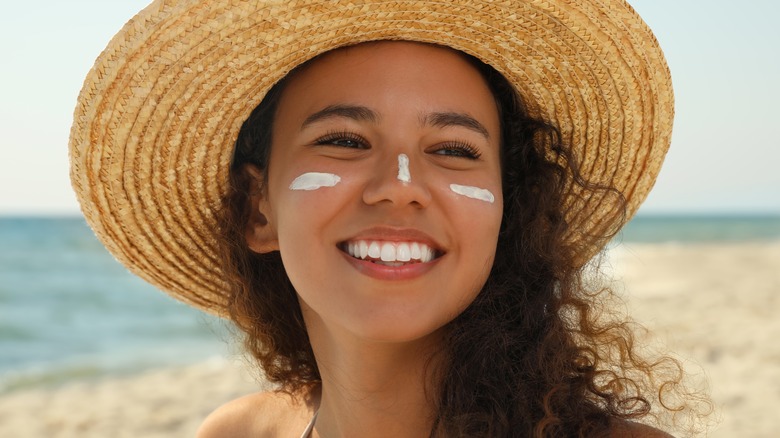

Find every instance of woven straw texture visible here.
[70,0,673,316]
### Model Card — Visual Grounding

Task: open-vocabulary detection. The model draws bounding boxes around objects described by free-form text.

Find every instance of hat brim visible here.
[70,0,673,315]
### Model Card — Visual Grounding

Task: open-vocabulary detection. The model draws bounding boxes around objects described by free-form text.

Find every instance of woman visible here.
[70,1,707,436]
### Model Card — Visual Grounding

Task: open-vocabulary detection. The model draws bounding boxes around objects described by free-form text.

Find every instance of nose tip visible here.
[362,153,432,208]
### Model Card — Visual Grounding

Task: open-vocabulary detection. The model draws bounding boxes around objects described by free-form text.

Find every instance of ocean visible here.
[0,217,231,393]
[1,215,779,393]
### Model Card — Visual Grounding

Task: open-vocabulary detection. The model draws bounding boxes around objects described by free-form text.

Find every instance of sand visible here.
[1,242,778,437]
[0,358,268,438]
[607,242,780,437]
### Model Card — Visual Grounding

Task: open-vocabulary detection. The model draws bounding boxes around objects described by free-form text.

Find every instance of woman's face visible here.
[254,42,503,343]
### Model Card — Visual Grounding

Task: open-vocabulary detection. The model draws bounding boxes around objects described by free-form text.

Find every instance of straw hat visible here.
[70,0,673,315]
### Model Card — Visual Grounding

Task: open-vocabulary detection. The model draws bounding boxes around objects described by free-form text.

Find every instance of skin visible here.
[262,41,503,345]
[203,41,503,437]
[197,42,674,438]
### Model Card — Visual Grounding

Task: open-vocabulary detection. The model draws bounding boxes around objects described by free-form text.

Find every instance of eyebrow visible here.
[300,104,491,140]
[422,111,491,140]
[301,104,379,129]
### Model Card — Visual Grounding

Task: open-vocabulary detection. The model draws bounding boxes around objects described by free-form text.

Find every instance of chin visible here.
[344,313,454,345]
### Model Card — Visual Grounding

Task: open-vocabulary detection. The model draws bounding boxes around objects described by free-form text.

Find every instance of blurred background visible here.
[0,0,778,436]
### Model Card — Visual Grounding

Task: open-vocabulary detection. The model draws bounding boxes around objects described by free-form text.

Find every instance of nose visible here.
[362,153,432,208]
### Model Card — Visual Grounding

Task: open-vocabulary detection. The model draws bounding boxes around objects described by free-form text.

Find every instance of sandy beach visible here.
[608,242,780,436]
[1,242,778,437]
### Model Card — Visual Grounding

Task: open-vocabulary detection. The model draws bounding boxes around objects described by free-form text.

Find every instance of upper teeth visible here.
[345,240,436,263]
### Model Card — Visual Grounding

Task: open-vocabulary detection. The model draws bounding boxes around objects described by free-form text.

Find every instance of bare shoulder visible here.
[196,390,317,438]
[610,420,675,438]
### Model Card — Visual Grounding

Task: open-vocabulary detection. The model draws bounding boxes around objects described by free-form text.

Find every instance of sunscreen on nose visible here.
[450,184,495,203]
[397,154,411,183]
[289,172,341,190]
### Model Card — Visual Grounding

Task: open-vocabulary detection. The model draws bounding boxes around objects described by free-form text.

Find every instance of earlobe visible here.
[243,164,280,254]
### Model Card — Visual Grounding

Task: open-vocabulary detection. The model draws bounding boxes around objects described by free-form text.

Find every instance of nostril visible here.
[362,161,433,208]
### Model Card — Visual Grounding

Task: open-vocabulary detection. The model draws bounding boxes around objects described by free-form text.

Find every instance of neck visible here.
[306,315,444,438]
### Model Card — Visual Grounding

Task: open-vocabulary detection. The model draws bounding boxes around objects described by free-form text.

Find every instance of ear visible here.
[243,164,280,253]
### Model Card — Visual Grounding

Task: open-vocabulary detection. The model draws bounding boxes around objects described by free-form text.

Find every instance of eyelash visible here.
[314,131,369,149]
[314,131,482,160]
[433,142,482,160]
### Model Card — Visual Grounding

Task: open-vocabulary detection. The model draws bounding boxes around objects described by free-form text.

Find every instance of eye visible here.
[315,131,369,149]
[431,142,482,160]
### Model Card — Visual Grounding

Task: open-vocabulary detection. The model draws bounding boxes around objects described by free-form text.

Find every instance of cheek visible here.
[273,184,347,294]
[449,183,497,204]
[272,167,347,215]
[440,173,503,232]
[275,183,347,237]
[271,170,360,258]
[452,190,503,259]
[288,172,341,191]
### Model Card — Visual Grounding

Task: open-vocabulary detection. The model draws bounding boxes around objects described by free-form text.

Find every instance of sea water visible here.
[0,217,231,393]
[617,215,780,243]
[1,215,778,393]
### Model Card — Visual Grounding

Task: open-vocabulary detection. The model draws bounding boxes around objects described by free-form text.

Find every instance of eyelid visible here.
[429,141,483,160]
[314,130,370,149]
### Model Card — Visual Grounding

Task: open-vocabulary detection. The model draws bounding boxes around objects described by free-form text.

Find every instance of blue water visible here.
[617,214,780,243]
[0,217,232,393]
[1,215,778,393]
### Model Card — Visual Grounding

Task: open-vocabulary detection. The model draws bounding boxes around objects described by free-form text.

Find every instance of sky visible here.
[0,0,778,215]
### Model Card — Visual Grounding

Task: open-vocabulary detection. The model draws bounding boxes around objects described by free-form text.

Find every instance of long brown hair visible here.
[218,44,707,437]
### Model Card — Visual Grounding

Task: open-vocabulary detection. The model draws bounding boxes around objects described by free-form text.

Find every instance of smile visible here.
[340,240,440,266]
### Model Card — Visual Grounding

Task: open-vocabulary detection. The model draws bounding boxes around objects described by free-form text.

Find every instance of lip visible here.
[338,226,445,281]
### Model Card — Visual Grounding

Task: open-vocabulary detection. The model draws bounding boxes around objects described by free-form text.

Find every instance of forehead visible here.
[274,41,499,127]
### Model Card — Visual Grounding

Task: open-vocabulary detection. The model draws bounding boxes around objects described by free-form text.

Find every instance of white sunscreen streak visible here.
[289,172,341,191]
[397,154,411,183]
[450,184,495,204]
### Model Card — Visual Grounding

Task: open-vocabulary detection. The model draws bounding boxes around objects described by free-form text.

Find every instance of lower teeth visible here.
[373,261,406,267]
[347,252,424,266]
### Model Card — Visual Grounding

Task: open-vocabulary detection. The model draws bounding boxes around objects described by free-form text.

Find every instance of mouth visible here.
[338,240,443,267]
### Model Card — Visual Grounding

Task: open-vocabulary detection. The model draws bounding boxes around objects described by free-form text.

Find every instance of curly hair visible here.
[218,44,707,437]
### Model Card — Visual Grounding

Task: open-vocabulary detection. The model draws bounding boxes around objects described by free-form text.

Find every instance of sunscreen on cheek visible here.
[449,184,495,204]
[397,154,411,183]
[289,172,341,190]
